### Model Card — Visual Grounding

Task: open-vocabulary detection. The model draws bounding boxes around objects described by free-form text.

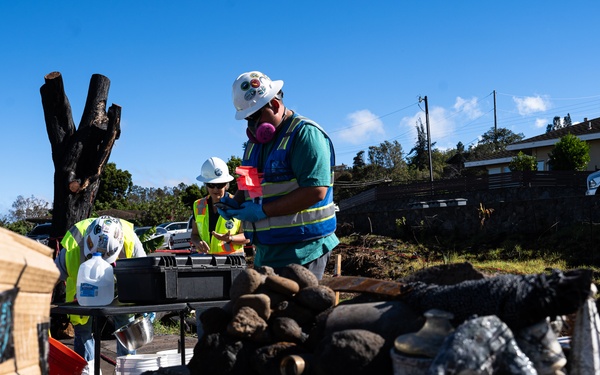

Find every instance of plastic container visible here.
[115,254,246,303]
[156,348,194,366]
[115,354,162,375]
[48,337,87,375]
[76,252,114,306]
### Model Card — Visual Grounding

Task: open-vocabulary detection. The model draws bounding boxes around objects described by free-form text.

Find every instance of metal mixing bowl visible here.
[113,315,154,351]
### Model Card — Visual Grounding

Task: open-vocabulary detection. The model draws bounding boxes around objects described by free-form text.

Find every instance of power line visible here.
[328,102,419,134]
[497,92,600,101]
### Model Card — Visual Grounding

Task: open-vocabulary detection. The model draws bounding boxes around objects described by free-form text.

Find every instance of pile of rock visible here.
[188,263,349,374]
[179,263,596,375]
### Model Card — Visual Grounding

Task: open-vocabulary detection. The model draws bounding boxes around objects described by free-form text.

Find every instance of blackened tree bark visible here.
[40,72,121,244]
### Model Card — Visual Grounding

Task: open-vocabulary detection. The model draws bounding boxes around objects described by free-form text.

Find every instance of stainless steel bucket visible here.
[113,316,154,351]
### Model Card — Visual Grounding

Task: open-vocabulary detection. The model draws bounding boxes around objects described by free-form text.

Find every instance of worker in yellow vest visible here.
[192,157,248,338]
[191,157,249,254]
[54,216,146,362]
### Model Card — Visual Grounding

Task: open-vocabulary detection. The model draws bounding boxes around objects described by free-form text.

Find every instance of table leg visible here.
[179,310,185,365]
[93,317,101,375]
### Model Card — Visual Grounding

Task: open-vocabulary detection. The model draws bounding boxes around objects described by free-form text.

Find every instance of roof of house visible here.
[464,150,517,167]
[465,116,600,167]
[507,117,600,151]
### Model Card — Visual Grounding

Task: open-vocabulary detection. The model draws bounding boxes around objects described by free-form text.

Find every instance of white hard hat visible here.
[232,71,284,120]
[196,157,234,183]
[83,216,124,264]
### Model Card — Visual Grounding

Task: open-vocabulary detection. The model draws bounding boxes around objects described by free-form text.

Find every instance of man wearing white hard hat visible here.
[54,215,146,362]
[221,71,339,279]
[191,157,248,254]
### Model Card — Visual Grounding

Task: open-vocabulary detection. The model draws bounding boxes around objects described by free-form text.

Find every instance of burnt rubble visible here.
[177,263,595,375]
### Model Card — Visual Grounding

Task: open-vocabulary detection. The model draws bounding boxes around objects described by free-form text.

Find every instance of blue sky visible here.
[2,1,600,217]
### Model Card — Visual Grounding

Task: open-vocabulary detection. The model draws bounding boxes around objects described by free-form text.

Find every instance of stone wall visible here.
[336,187,600,242]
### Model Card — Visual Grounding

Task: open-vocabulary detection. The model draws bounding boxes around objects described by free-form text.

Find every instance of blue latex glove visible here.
[143,312,156,323]
[228,201,267,223]
[216,196,240,220]
[220,196,240,209]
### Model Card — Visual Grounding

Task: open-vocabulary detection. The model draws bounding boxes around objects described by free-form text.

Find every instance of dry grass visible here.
[329,233,600,284]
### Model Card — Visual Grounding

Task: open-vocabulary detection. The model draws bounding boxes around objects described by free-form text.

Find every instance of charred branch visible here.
[40,71,76,166]
[40,72,121,236]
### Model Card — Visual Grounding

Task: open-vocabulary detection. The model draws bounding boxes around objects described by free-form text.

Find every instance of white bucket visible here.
[115,354,162,375]
[156,348,194,366]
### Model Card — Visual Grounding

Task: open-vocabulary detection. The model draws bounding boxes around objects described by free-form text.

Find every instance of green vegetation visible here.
[153,318,184,336]
[548,133,591,171]
[509,151,538,171]
[137,226,166,253]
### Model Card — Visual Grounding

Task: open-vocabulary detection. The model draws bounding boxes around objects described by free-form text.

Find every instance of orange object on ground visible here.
[48,337,87,375]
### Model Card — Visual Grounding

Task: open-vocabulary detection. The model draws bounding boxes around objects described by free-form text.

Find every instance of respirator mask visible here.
[246,120,276,144]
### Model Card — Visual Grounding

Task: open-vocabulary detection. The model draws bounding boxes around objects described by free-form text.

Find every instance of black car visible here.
[26,223,52,245]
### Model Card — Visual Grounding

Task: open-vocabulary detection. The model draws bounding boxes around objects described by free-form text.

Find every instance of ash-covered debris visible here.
[399,268,593,330]
[167,264,596,375]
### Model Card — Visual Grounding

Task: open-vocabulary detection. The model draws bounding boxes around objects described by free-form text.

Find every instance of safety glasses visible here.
[245,102,272,122]
[206,183,226,189]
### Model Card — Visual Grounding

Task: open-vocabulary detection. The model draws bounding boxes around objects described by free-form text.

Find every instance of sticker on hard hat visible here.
[244,89,256,101]
[86,236,94,250]
[97,234,109,251]
[241,81,250,91]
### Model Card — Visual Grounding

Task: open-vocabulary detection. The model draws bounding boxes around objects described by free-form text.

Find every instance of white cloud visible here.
[513,95,551,115]
[337,110,385,144]
[430,107,455,145]
[534,118,548,129]
[454,97,482,119]
[399,106,455,150]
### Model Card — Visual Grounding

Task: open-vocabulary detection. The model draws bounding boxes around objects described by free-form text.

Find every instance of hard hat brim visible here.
[234,80,284,120]
[196,174,234,183]
[104,251,121,264]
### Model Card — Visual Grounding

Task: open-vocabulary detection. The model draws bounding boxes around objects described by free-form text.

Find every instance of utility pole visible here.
[493,90,498,150]
[419,95,434,182]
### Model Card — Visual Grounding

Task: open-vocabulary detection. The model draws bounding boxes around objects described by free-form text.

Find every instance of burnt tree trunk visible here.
[40,72,121,241]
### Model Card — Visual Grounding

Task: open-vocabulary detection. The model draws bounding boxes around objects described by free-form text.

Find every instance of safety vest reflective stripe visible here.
[243,142,256,160]
[243,203,337,231]
[276,117,304,151]
[254,174,334,200]
[254,180,299,199]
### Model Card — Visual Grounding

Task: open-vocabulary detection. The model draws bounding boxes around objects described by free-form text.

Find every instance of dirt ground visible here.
[246,234,433,282]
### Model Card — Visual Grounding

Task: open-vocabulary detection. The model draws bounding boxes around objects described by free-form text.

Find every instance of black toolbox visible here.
[114,253,246,303]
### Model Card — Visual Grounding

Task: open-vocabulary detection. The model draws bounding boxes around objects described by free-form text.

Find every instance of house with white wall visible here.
[464,116,600,174]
